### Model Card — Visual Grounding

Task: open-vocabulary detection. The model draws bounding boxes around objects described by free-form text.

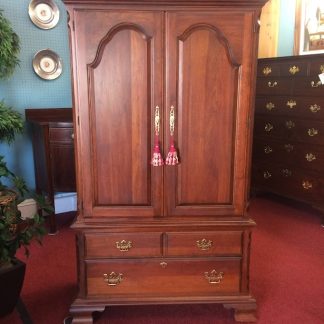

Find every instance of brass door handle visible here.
[305,153,316,162]
[104,272,123,286]
[264,123,273,132]
[286,100,296,109]
[263,171,272,179]
[285,120,295,129]
[302,180,312,190]
[266,102,275,111]
[308,128,318,137]
[205,270,224,284]
[263,66,272,76]
[268,81,278,88]
[264,146,273,154]
[116,240,132,252]
[311,81,322,88]
[196,239,213,251]
[289,66,300,75]
[309,104,321,113]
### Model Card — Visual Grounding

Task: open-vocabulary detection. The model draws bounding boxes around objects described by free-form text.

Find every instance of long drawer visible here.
[252,163,324,205]
[86,258,241,297]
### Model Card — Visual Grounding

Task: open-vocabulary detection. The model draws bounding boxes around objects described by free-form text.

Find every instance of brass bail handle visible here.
[154,106,160,135]
[169,105,175,136]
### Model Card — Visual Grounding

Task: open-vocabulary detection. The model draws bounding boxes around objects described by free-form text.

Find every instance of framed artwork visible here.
[294,0,324,55]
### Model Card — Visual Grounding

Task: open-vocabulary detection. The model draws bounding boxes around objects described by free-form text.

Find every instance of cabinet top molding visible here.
[63,0,268,7]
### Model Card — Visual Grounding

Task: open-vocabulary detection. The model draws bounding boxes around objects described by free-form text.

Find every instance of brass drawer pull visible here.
[196,239,213,251]
[309,104,321,113]
[281,169,292,177]
[311,80,322,88]
[289,65,300,75]
[268,81,278,88]
[286,100,296,109]
[116,240,132,252]
[285,120,295,129]
[308,128,318,137]
[205,270,224,284]
[266,102,275,111]
[302,180,312,190]
[264,123,273,132]
[263,66,272,76]
[104,272,123,286]
[160,262,168,268]
[284,144,294,152]
[264,146,273,154]
[263,171,272,179]
[305,153,316,162]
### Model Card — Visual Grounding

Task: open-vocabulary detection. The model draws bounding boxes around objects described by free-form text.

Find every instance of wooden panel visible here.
[49,127,74,142]
[86,258,241,297]
[166,231,243,256]
[165,11,250,216]
[73,10,163,217]
[85,233,163,258]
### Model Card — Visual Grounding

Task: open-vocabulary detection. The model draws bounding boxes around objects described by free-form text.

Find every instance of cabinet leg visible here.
[224,301,257,322]
[69,305,105,324]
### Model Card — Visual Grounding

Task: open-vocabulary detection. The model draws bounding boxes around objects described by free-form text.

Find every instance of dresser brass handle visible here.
[116,240,132,252]
[263,66,272,76]
[196,239,213,251]
[289,65,300,75]
[160,262,167,268]
[302,180,312,190]
[104,272,123,286]
[286,100,296,109]
[309,104,321,113]
[264,123,273,132]
[266,102,275,111]
[305,153,316,162]
[285,120,295,129]
[264,146,273,154]
[311,80,322,88]
[205,270,224,284]
[284,144,294,152]
[268,81,278,88]
[308,128,318,137]
[281,169,292,177]
[263,171,272,179]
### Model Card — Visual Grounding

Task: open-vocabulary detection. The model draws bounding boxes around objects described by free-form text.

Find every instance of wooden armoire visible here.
[63,0,267,322]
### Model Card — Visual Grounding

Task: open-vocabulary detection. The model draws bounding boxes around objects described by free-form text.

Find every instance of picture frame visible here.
[294,0,324,55]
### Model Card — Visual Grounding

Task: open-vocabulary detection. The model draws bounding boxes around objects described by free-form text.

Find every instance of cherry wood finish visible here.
[64,0,265,322]
[25,108,76,233]
[252,54,324,212]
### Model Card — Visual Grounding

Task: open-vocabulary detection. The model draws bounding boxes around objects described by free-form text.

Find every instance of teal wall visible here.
[277,0,297,57]
[0,0,72,189]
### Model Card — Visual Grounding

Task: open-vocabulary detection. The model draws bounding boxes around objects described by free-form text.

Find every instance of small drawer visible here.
[49,127,74,142]
[309,59,324,75]
[86,258,241,297]
[85,232,163,258]
[165,231,243,256]
[256,78,293,96]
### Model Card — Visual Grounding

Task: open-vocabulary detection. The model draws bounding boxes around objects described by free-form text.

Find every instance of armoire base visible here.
[69,297,257,323]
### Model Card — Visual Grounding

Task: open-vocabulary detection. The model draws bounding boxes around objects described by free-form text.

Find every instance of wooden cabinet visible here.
[252,54,324,211]
[25,108,76,233]
[63,0,266,322]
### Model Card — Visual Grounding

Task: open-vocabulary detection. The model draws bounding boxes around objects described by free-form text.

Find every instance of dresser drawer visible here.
[85,233,163,258]
[165,231,242,257]
[292,77,324,96]
[257,61,308,77]
[255,97,324,120]
[49,127,74,142]
[256,78,293,95]
[253,139,324,173]
[252,163,324,204]
[86,258,241,297]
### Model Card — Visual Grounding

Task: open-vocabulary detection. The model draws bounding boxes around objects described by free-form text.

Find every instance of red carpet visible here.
[1,197,324,324]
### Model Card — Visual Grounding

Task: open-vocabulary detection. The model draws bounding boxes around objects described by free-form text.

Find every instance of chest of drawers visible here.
[252,54,324,212]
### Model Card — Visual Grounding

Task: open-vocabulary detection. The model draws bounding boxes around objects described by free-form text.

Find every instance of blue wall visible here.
[277,0,296,57]
[0,0,72,189]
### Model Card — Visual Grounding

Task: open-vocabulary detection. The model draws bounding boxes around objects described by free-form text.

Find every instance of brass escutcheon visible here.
[196,239,213,251]
[266,102,275,111]
[309,104,321,113]
[305,153,316,162]
[285,120,295,129]
[286,100,297,109]
[205,270,224,284]
[262,66,272,76]
[103,272,123,286]
[289,65,300,75]
[302,180,312,190]
[308,128,318,137]
[116,240,132,252]
[264,146,273,154]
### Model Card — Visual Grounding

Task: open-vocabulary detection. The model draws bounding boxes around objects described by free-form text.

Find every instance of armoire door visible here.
[164,11,255,217]
[71,10,163,217]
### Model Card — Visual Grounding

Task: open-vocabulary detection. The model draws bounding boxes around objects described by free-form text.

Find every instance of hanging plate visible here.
[32,49,62,80]
[28,0,60,29]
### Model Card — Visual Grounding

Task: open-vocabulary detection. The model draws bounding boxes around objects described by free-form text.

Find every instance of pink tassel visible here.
[151,135,164,166]
[165,136,179,165]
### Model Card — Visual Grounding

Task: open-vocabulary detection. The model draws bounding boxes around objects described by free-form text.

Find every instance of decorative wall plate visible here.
[28,0,60,29]
[32,49,62,80]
